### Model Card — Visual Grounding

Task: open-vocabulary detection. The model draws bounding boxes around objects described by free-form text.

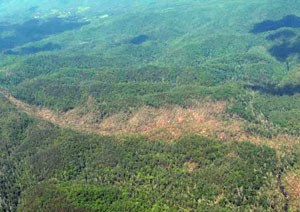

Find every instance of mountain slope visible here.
[2,0,300,211]
[0,94,289,211]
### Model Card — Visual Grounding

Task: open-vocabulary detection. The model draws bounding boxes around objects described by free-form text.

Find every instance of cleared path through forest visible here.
[0,90,297,210]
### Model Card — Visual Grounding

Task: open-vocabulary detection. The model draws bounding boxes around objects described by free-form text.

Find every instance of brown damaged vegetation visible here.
[3,92,248,141]
[4,92,300,148]
[284,171,300,210]
[3,91,300,209]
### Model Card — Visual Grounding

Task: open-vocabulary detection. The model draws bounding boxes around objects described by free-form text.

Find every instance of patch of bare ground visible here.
[284,171,300,210]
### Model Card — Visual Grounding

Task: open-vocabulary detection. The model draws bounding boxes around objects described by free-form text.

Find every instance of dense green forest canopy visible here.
[0,96,291,211]
[1,0,300,211]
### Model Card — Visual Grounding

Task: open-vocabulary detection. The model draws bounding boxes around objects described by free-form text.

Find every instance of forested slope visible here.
[0,95,293,211]
[1,0,300,211]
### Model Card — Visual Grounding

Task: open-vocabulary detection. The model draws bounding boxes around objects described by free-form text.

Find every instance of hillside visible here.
[1,0,300,211]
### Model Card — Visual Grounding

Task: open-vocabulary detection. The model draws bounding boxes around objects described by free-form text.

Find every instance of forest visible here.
[1,0,300,211]
[0,96,294,211]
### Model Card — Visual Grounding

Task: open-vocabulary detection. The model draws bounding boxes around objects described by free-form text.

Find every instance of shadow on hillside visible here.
[268,40,300,61]
[0,17,89,52]
[4,43,62,55]
[251,15,300,62]
[266,30,296,41]
[129,35,149,45]
[246,83,300,96]
[251,15,300,34]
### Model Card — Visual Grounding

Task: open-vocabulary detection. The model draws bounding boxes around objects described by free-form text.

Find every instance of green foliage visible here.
[251,94,300,135]
[18,182,74,212]
[13,78,83,111]
[26,135,279,211]
[2,1,300,211]
[0,98,281,211]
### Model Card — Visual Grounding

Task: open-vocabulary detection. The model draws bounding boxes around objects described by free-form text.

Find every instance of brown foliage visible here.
[284,171,300,210]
